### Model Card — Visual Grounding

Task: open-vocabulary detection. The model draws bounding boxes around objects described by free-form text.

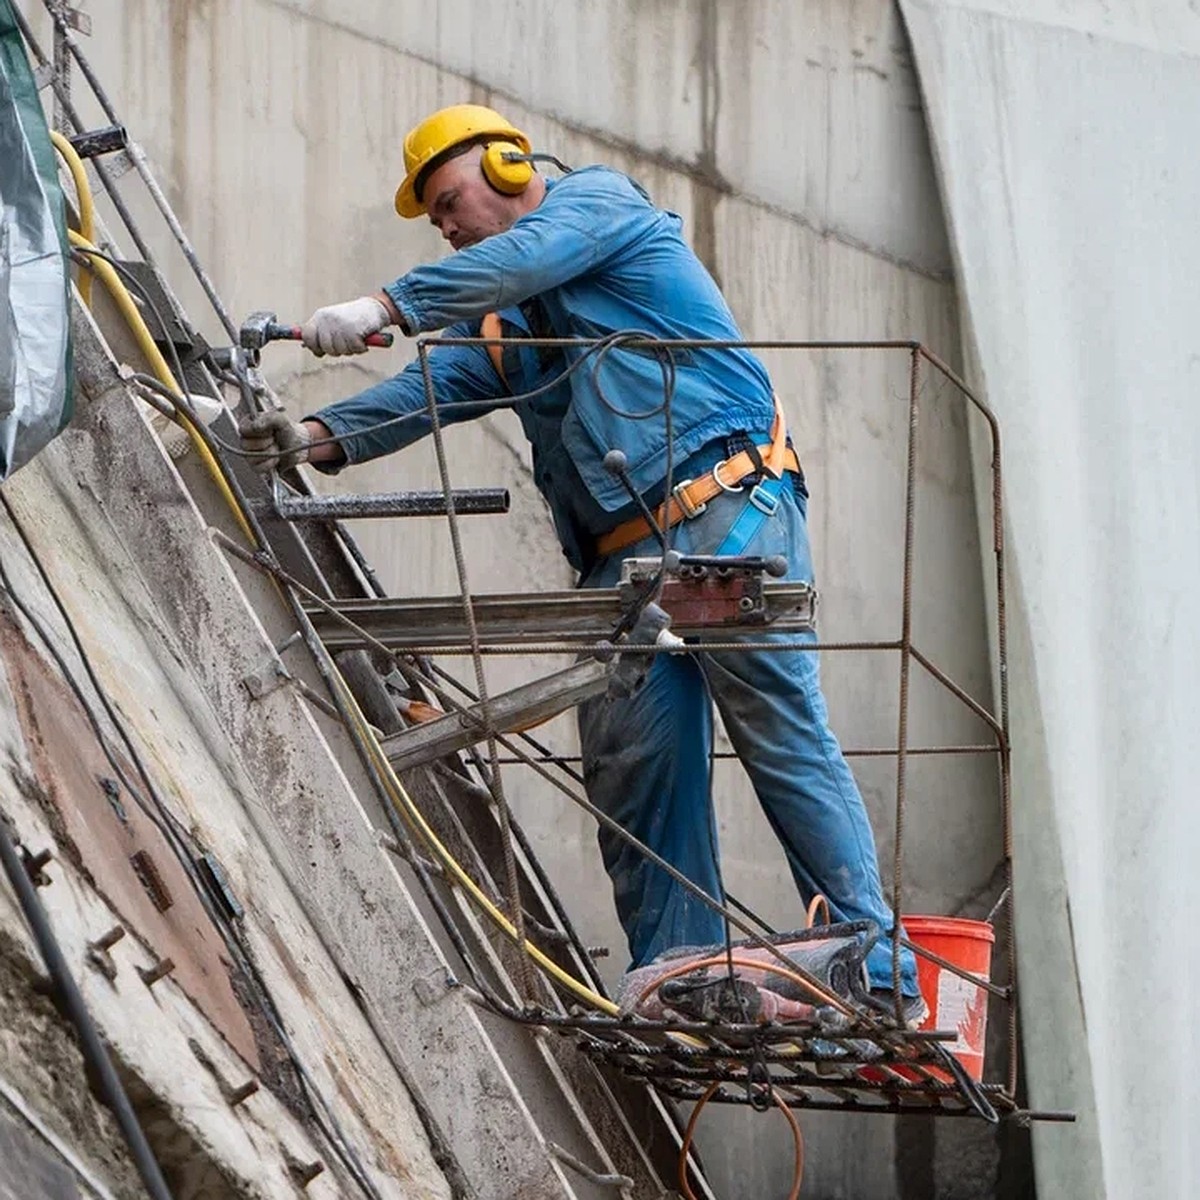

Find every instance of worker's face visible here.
[423,146,520,251]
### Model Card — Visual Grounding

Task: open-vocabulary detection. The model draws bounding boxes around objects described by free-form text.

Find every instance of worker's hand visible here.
[238,411,312,473]
[300,296,391,357]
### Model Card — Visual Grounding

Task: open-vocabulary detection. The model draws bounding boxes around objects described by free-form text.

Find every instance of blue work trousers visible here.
[577,471,919,995]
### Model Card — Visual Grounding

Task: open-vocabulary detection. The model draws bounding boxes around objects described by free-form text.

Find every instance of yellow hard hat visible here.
[394,104,532,218]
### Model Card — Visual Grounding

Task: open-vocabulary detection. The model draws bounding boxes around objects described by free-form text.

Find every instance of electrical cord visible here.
[66,245,192,403]
[583,329,679,625]
[196,326,675,464]
[679,1081,804,1200]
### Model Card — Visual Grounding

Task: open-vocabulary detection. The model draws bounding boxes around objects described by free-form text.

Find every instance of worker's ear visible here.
[480,142,535,196]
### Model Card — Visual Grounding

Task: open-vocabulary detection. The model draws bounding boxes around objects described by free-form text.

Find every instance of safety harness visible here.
[479,313,802,559]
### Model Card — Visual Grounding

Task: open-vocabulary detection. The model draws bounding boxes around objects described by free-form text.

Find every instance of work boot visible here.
[657,974,764,1023]
[862,988,929,1029]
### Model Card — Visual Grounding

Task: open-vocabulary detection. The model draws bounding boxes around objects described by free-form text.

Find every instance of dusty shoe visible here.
[618,951,822,1025]
[657,975,764,1023]
[863,989,929,1029]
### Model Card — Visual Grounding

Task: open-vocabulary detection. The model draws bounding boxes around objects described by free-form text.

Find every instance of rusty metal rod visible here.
[430,336,925,352]
[271,488,510,521]
[909,645,1006,745]
[493,743,1004,766]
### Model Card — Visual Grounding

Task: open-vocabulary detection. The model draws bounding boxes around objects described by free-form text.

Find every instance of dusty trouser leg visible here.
[577,650,726,969]
[698,486,920,995]
[702,635,918,995]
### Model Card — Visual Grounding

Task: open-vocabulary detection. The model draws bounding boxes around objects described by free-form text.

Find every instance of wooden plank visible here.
[381,659,613,772]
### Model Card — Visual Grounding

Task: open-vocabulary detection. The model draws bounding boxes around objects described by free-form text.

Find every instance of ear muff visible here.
[481,141,535,196]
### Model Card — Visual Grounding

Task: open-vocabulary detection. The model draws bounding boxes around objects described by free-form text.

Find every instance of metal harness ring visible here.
[711,459,745,494]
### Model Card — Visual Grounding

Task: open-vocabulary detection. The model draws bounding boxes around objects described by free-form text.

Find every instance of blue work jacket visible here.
[309,166,776,570]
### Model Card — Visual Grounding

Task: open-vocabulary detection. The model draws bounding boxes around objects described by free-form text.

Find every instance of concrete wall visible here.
[902,5,1200,1197]
[16,1,1011,1195]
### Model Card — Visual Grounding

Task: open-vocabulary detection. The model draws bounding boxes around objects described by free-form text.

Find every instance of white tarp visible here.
[899,3,1200,1197]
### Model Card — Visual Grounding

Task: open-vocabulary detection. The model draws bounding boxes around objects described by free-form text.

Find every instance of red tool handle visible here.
[274,324,395,349]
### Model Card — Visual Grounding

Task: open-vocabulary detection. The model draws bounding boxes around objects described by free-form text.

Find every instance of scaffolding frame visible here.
[353,330,1068,1125]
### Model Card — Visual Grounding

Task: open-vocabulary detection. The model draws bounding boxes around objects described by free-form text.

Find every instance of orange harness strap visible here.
[480,312,507,388]
[595,396,797,558]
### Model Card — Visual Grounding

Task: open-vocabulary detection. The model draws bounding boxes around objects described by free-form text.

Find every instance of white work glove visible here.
[300,296,391,357]
[238,411,312,474]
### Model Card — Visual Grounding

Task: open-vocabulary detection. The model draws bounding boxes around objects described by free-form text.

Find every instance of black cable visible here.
[215,328,663,463]
[586,330,679,621]
[0,810,174,1199]
[146,321,678,466]
[69,246,193,398]
[694,664,758,1058]
[282,326,679,462]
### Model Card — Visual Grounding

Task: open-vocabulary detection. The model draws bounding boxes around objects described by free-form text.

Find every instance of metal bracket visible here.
[241,647,342,722]
[619,555,783,626]
[412,969,457,1008]
[68,124,127,160]
[129,849,174,913]
[58,5,92,36]
[241,653,288,702]
[196,852,244,921]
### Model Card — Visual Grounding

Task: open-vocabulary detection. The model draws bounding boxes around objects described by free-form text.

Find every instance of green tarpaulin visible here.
[0,0,72,479]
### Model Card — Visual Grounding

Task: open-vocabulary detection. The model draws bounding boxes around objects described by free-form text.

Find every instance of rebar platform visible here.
[557,1014,1000,1120]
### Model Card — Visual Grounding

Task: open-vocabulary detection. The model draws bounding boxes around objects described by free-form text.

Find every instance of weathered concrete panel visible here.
[0,346,455,1196]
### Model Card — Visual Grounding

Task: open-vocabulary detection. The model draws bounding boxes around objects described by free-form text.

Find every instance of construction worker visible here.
[241,104,924,1022]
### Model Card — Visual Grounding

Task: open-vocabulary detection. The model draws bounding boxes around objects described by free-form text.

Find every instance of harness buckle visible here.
[747,480,781,517]
[671,479,707,520]
[711,458,745,494]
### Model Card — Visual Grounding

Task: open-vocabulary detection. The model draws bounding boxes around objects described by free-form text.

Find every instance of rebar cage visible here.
[367,333,1044,1123]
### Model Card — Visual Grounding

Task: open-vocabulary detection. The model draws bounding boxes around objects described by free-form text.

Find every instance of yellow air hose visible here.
[49,131,95,307]
[64,228,256,547]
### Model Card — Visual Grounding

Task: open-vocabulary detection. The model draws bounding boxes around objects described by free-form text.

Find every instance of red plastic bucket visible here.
[905,916,994,1082]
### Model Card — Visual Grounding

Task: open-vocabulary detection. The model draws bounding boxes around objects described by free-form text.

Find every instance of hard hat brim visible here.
[394,175,424,219]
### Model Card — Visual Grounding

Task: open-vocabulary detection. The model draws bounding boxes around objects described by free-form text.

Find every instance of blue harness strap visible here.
[713,475,785,557]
